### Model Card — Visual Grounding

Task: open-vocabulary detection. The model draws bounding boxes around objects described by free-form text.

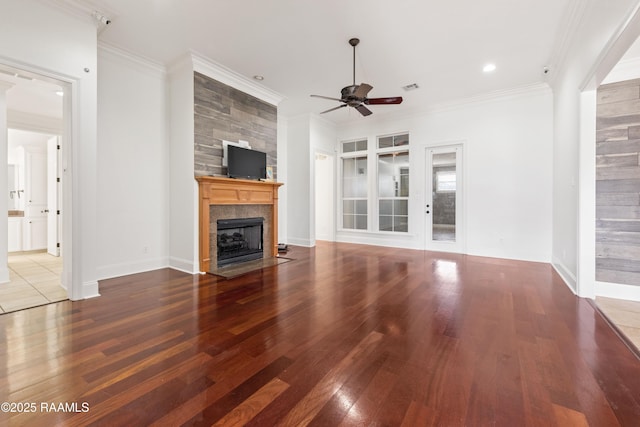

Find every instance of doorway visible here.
[315,151,335,242]
[425,144,465,253]
[0,65,68,312]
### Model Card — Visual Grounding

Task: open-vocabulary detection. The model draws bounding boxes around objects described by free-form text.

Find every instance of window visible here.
[436,170,456,192]
[341,139,368,230]
[377,133,409,232]
[339,134,410,233]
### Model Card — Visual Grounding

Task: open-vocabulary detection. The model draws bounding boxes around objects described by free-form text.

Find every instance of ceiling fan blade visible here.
[353,83,373,99]
[311,94,344,102]
[366,96,403,105]
[355,104,372,116]
[320,104,347,114]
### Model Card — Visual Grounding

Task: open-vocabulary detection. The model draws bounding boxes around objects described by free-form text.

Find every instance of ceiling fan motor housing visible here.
[341,85,363,106]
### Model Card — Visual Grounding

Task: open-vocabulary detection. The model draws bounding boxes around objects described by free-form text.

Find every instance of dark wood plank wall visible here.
[193,72,277,178]
[596,78,640,285]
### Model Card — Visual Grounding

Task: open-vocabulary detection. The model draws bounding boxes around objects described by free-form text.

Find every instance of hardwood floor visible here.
[1,242,640,426]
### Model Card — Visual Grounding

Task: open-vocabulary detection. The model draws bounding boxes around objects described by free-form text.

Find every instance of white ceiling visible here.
[88,0,576,122]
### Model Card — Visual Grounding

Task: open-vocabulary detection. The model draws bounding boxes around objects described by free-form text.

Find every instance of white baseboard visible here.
[595,281,640,302]
[552,258,577,295]
[169,256,198,274]
[79,280,100,300]
[287,237,314,247]
[97,256,170,281]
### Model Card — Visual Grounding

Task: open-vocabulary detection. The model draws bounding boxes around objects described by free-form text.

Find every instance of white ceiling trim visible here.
[7,110,63,135]
[545,0,589,86]
[190,51,285,107]
[98,41,166,77]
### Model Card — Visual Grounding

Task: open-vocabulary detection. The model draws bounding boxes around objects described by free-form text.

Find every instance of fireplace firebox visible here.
[217,217,264,267]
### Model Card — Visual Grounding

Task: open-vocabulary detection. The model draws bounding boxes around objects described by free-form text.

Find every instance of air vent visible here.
[402,83,419,91]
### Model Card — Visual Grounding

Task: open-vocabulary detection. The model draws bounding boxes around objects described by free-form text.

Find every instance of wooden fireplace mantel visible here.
[196,176,283,272]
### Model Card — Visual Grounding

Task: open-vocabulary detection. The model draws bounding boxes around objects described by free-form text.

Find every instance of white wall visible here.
[168,55,197,273]
[0,0,98,299]
[285,115,311,246]
[334,86,554,262]
[96,45,169,279]
[550,0,640,295]
[277,114,288,243]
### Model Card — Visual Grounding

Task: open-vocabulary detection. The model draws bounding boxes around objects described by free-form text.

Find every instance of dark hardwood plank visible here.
[1,243,640,426]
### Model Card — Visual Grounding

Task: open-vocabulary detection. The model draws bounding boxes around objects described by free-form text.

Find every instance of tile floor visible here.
[596,296,640,351]
[0,252,66,314]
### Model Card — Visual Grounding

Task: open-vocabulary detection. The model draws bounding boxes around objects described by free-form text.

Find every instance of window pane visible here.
[378,136,393,148]
[436,170,456,192]
[343,141,355,153]
[355,200,367,215]
[379,199,393,215]
[394,216,408,232]
[378,153,395,197]
[343,200,355,214]
[393,134,409,147]
[356,139,368,151]
[356,157,367,175]
[343,214,354,229]
[355,215,367,230]
[379,215,392,231]
[394,200,408,215]
[343,158,355,177]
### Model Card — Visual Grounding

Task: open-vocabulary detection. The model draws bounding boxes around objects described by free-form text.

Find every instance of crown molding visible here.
[190,51,285,106]
[545,0,589,87]
[336,82,552,129]
[98,41,166,76]
[38,0,116,28]
[7,110,63,135]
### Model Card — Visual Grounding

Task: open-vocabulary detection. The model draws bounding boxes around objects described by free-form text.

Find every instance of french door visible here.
[425,144,465,253]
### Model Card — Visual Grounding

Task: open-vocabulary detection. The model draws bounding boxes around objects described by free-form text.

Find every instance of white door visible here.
[425,144,465,253]
[315,152,335,241]
[47,137,60,256]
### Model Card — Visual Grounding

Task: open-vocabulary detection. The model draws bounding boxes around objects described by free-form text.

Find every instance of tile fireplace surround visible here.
[196,176,283,272]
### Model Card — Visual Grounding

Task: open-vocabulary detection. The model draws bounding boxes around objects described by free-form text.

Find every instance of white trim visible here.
[169,256,197,274]
[191,51,285,106]
[96,256,170,281]
[98,42,166,76]
[553,258,577,294]
[81,280,100,299]
[546,0,589,86]
[595,281,640,302]
[335,233,422,250]
[7,110,63,135]
[287,237,314,247]
[423,142,466,255]
[577,90,597,299]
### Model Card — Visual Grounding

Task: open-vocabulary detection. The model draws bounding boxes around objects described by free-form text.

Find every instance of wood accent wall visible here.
[193,72,277,178]
[596,78,640,286]
[196,176,282,273]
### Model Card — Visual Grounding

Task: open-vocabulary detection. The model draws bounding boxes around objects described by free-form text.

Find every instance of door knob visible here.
[42,209,49,213]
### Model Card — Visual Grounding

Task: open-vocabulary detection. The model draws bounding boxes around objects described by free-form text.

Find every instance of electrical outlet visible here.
[143,246,148,254]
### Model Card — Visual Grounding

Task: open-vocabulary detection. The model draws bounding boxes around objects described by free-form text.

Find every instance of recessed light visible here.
[483,63,496,73]
[55,90,64,96]
[253,75,264,81]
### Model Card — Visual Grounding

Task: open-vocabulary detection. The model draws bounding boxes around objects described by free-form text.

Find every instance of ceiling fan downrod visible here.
[349,38,359,86]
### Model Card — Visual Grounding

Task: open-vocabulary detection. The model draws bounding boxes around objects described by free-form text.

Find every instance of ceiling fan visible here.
[311,38,403,116]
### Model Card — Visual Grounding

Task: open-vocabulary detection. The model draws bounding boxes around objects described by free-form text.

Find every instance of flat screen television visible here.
[227,145,267,180]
